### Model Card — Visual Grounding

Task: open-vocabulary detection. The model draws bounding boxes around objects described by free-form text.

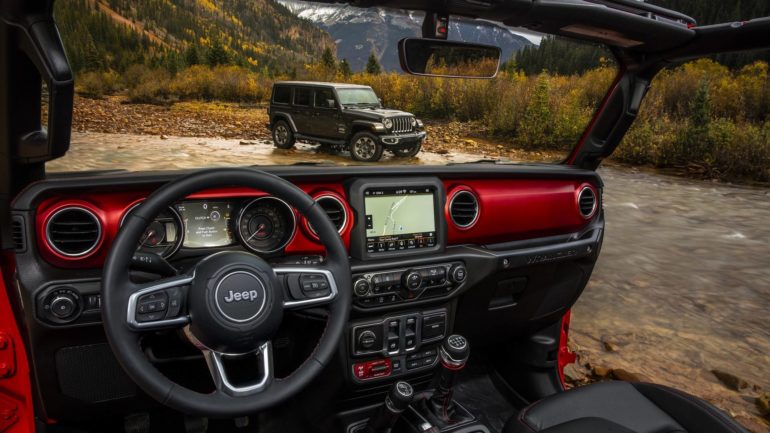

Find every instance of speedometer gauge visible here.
[237,197,296,254]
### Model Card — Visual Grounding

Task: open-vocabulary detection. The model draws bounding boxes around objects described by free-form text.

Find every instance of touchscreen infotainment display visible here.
[175,201,234,248]
[364,187,437,253]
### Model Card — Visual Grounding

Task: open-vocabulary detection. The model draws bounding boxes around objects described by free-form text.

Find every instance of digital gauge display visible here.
[176,201,234,248]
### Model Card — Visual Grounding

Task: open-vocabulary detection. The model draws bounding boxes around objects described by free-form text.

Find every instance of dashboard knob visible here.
[403,271,423,291]
[353,278,371,297]
[358,330,377,349]
[50,293,78,319]
[450,264,467,283]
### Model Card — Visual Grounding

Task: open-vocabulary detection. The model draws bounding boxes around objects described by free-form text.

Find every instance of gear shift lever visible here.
[367,381,414,433]
[427,334,470,422]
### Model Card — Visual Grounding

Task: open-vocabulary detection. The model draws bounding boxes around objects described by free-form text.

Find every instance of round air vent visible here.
[449,190,479,228]
[309,195,348,235]
[578,186,598,219]
[46,206,102,257]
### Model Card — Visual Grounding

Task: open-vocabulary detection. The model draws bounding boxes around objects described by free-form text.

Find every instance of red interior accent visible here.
[34,179,596,268]
[0,255,35,433]
[352,359,392,380]
[444,179,594,245]
[575,182,599,220]
[557,310,577,389]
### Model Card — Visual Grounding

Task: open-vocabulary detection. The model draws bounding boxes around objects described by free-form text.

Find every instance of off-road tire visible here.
[349,132,384,162]
[272,120,295,149]
[392,142,422,158]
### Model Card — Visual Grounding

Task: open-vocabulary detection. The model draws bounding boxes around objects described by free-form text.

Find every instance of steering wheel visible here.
[101,168,351,417]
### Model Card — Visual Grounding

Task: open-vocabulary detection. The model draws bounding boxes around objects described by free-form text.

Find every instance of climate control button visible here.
[403,271,423,291]
[450,264,467,283]
[353,278,371,297]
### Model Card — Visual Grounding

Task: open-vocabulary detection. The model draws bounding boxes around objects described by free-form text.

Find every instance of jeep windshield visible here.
[337,88,382,108]
[46,1,619,172]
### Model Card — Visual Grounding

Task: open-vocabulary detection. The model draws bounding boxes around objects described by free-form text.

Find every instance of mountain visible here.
[278,1,533,72]
[54,0,335,73]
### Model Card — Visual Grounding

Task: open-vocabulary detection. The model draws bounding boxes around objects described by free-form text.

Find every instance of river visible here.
[50,133,770,431]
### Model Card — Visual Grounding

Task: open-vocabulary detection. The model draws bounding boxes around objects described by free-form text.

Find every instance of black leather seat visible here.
[503,382,748,433]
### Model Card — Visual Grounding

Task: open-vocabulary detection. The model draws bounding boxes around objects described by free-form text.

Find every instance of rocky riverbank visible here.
[70,96,564,163]
[568,166,770,432]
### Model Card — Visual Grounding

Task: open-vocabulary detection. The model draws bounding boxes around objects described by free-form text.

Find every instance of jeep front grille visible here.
[391,116,414,134]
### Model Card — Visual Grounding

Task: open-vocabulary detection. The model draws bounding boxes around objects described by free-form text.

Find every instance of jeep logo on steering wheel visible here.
[214,271,267,323]
[223,289,260,303]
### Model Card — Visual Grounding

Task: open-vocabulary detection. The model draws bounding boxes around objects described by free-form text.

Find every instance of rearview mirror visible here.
[398,38,501,79]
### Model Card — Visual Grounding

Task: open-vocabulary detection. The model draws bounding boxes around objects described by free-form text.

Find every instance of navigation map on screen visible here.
[364,187,437,253]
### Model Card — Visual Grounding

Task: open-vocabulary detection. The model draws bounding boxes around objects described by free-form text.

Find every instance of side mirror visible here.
[398,38,501,79]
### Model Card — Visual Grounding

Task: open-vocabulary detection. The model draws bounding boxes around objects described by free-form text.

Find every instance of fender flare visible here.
[271,112,298,132]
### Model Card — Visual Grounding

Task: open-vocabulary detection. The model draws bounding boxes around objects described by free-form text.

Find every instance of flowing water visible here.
[51,133,770,430]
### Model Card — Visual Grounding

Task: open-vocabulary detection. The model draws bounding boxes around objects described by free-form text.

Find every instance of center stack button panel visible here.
[350,308,447,382]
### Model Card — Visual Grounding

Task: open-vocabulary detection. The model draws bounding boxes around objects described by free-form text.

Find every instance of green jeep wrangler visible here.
[267,81,426,162]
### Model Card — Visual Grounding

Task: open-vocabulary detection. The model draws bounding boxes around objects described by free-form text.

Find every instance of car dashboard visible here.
[9,163,604,423]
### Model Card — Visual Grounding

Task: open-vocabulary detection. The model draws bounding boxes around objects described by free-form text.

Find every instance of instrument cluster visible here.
[121,197,298,258]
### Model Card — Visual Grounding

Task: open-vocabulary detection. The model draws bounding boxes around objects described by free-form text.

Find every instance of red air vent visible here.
[45,206,102,257]
[449,190,479,228]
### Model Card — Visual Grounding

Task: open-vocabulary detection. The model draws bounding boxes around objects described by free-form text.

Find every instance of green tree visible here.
[321,47,336,70]
[681,81,714,163]
[206,39,230,67]
[339,58,352,78]
[517,75,552,149]
[184,44,200,66]
[366,52,382,75]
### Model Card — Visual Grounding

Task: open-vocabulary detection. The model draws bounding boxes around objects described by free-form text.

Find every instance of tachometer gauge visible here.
[121,204,184,258]
[237,197,296,254]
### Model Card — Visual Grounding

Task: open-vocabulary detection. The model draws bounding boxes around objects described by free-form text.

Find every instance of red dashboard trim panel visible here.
[34,180,598,269]
[443,179,595,245]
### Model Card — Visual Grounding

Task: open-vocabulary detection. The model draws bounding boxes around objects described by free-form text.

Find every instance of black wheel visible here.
[349,132,384,162]
[392,142,422,158]
[272,120,295,149]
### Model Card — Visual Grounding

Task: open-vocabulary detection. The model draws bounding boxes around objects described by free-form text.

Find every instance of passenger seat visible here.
[503,381,748,433]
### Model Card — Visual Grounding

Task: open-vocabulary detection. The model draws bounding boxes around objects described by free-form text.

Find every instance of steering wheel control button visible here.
[214,271,267,323]
[165,288,184,318]
[299,273,331,298]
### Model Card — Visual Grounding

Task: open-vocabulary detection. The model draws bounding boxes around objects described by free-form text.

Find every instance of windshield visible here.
[49,1,619,172]
[337,88,381,108]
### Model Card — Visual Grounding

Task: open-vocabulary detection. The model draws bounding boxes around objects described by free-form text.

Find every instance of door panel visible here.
[291,87,313,134]
[0,256,35,432]
[312,88,342,138]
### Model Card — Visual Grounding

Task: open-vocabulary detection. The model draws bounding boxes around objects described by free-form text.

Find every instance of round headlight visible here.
[411,117,417,127]
[383,118,393,129]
